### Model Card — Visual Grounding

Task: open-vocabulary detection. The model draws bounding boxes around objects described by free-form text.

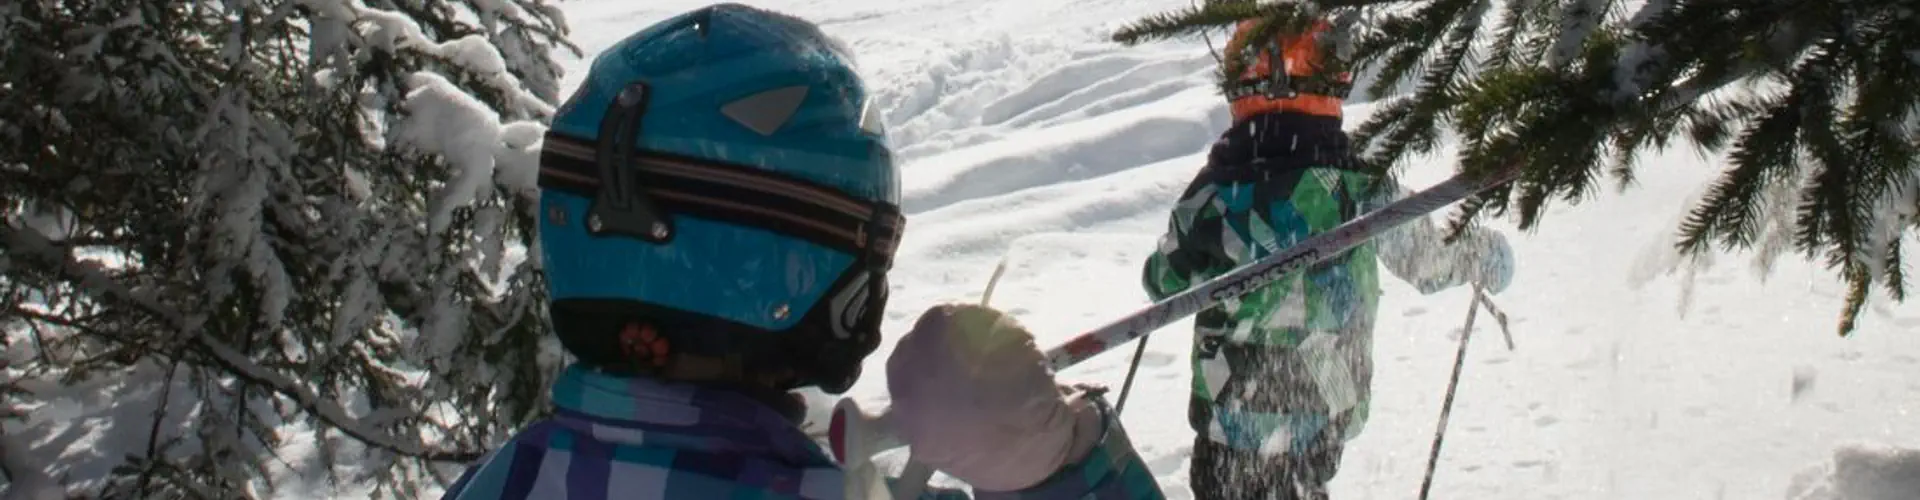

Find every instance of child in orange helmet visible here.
[1142,18,1517,500]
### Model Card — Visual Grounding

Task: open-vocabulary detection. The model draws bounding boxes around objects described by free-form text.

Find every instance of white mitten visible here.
[885,304,1105,492]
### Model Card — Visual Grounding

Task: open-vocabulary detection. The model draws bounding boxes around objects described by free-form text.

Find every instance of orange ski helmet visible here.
[1222,18,1353,122]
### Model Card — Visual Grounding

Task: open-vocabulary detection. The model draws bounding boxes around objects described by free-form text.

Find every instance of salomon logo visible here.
[1209,249,1320,302]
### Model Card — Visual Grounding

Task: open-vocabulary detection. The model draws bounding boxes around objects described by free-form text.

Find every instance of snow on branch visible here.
[0,222,486,464]
[1859,170,1919,282]
[298,0,557,119]
[391,72,545,236]
[1547,0,1614,68]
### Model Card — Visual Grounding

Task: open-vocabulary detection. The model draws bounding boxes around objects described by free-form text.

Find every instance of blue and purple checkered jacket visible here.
[438,364,1165,500]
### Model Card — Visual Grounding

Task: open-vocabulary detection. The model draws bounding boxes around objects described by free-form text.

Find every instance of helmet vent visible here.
[721,85,809,136]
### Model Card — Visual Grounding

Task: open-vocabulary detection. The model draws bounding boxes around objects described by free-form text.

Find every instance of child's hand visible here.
[884,304,1104,492]
[1471,231,1515,294]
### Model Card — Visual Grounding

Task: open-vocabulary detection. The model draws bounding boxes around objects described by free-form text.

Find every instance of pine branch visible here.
[1483,0,1546,71]
[1676,92,1802,255]
[1114,1,1256,45]
[1,220,488,464]
[1349,0,1488,168]
[1087,0,1920,336]
[1346,0,1472,101]
[1112,0,1424,46]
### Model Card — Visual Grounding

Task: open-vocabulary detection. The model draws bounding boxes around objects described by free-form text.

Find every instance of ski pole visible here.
[1476,287,1515,351]
[1113,334,1151,414]
[1419,283,1487,500]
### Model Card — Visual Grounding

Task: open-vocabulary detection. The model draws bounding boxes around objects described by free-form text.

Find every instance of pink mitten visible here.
[885,304,1105,492]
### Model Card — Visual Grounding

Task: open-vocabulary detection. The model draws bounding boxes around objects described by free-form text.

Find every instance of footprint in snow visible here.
[1534,415,1560,427]
[1403,306,1428,317]
[1791,366,1817,403]
[1145,445,1192,474]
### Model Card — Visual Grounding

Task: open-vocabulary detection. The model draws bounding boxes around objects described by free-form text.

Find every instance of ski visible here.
[1041,165,1520,371]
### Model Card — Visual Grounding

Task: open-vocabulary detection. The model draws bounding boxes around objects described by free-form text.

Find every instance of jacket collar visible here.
[546,363,833,466]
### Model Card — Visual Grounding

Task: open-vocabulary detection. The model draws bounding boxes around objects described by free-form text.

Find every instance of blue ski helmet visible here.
[536,3,900,394]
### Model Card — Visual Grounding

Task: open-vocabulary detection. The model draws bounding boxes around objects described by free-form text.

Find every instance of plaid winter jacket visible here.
[1141,112,1500,457]
[438,363,1163,500]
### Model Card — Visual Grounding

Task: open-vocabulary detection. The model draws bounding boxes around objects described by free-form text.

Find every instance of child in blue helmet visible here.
[438,4,1165,500]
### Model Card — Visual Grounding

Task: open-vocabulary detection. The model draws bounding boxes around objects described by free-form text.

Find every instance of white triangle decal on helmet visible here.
[721,85,809,136]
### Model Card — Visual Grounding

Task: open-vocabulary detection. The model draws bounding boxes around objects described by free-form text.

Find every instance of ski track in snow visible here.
[59,0,1908,499]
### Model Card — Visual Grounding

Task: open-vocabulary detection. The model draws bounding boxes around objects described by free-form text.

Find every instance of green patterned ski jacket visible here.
[1141,113,1503,457]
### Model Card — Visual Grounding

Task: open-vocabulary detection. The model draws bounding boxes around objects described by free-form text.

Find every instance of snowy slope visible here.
[307,0,1920,498]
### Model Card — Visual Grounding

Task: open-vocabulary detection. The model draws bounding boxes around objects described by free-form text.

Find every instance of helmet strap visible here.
[586,81,675,243]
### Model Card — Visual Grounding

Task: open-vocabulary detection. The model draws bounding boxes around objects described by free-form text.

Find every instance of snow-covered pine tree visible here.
[0,0,577,498]
[1113,0,1920,336]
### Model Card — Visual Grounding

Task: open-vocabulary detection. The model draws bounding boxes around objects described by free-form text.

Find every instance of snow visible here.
[522,2,1920,499]
[332,0,1920,497]
[299,0,557,118]
[0,361,59,500]
[1611,0,1674,102]
[551,2,1920,498]
[0,222,476,498]
[1859,171,1918,283]
[12,0,1920,498]
[1788,445,1920,500]
[2,436,67,500]
[391,71,545,234]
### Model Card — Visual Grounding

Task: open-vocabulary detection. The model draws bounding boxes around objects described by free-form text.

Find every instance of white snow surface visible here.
[49,0,1910,499]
